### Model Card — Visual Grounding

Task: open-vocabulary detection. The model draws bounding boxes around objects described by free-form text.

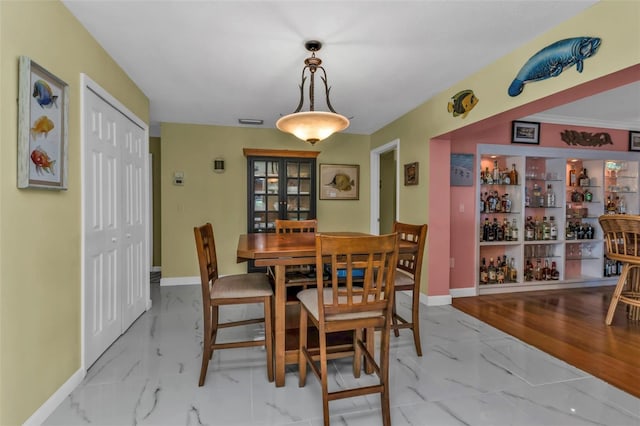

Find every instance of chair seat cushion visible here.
[297,288,383,321]
[211,272,273,299]
[394,269,415,287]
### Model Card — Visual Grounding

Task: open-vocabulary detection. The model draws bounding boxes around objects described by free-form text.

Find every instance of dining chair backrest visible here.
[275,219,318,234]
[393,221,428,280]
[194,222,219,301]
[315,233,399,320]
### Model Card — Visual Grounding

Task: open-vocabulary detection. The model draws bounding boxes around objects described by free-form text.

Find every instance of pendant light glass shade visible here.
[277,40,349,144]
[276,111,349,145]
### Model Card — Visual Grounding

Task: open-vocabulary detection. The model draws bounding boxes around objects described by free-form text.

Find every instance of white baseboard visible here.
[23,368,85,426]
[160,276,199,286]
[150,266,161,272]
[425,294,452,306]
[450,287,477,298]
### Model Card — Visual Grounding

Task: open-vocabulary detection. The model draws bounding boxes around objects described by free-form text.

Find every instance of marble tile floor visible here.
[44,282,640,426]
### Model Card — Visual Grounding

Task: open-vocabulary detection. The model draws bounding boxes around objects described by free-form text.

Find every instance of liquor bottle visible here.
[543,259,550,280]
[485,167,493,184]
[503,193,512,213]
[525,260,533,281]
[492,160,500,184]
[534,217,543,241]
[579,168,590,187]
[545,184,556,207]
[525,187,531,207]
[482,217,491,241]
[534,259,542,281]
[503,217,511,241]
[550,261,560,280]
[584,188,593,202]
[479,257,488,284]
[488,258,497,283]
[495,217,504,241]
[525,216,534,241]
[509,164,519,185]
[532,184,542,207]
[549,216,558,240]
[511,218,519,241]
[496,259,505,283]
[542,216,551,240]
[569,164,577,187]
[487,218,496,241]
[618,196,626,214]
[509,257,518,282]
[606,195,617,214]
[480,192,485,213]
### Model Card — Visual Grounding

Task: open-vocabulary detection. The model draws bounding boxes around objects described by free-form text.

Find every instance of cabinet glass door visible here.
[251,159,281,232]
[285,160,313,220]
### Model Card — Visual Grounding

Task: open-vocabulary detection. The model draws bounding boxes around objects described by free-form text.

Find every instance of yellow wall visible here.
[160,123,370,278]
[0,1,148,424]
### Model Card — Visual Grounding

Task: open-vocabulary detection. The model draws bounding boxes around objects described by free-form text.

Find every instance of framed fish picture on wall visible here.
[319,164,359,200]
[17,56,69,190]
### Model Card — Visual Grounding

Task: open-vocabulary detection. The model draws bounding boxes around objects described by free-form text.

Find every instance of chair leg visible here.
[319,326,330,426]
[392,298,400,337]
[264,295,274,382]
[353,328,362,378]
[606,263,630,325]
[298,307,308,387]
[379,321,391,426]
[210,305,219,360]
[411,290,422,356]
[199,305,213,386]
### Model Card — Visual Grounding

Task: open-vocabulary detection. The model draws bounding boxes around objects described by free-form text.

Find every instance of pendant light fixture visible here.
[276,40,349,145]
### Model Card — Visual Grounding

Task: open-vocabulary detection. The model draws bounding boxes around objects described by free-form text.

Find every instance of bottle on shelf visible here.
[550,261,560,281]
[532,183,543,207]
[503,193,512,213]
[534,259,542,281]
[503,217,511,241]
[542,216,551,240]
[509,257,518,282]
[525,216,534,241]
[496,256,505,283]
[525,187,531,207]
[584,188,593,202]
[545,184,556,207]
[569,164,577,187]
[534,217,543,241]
[485,167,493,184]
[488,258,497,283]
[549,216,558,240]
[492,160,500,184]
[511,218,519,241]
[617,196,626,214]
[579,168,590,187]
[543,259,550,280]
[495,217,504,241]
[606,195,617,214]
[479,257,488,284]
[509,164,519,185]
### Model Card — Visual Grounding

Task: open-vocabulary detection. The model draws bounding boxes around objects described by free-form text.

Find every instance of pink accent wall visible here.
[427,138,452,296]
[426,65,640,297]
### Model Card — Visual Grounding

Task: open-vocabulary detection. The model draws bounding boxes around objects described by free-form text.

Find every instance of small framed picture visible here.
[404,162,419,186]
[629,131,640,151]
[450,154,474,186]
[319,163,359,200]
[511,120,540,144]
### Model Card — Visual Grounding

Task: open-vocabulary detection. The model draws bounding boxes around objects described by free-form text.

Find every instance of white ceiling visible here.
[61,0,638,137]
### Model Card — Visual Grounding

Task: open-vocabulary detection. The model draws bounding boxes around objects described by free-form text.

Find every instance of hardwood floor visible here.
[452,286,640,398]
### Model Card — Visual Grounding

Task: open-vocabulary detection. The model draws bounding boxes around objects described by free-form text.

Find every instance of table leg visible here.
[274,264,286,387]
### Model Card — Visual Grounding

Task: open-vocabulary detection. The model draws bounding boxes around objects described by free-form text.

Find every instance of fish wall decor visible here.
[508,37,601,97]
[560,130,613,147]
[447,89,478,118]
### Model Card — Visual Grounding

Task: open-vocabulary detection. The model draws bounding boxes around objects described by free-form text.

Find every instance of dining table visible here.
[236,231,418,387]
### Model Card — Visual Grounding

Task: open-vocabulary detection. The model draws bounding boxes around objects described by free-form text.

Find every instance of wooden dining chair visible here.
[275,219,318,287]
[598,215,640,324]
[194,223,274,386]
[391,221,428,356]
[297,233,399,426]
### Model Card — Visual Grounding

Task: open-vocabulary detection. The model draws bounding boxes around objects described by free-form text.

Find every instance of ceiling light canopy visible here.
[276,40,349,145]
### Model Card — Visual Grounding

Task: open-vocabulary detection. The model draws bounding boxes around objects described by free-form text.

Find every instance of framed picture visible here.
[629,131,640,152]
[319,163,359,200]
[404,162,419,186]
[17,56,69,190]
[450,153,474,186]
[511,120,540,144]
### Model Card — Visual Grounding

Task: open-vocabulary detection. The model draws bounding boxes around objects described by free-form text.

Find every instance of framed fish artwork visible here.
[511,120,540,145]
[319,163,359,200]
[17,56,69,190]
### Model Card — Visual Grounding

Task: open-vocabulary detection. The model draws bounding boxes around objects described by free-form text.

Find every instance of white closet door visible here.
[84,85,148,368]
[120,118,147,329]
[84,88,122,367]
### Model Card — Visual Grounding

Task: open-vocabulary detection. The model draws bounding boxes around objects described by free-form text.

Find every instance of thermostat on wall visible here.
[173,171,184,186]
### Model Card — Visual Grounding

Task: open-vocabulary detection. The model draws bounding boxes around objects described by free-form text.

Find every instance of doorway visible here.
[370,139,399,235]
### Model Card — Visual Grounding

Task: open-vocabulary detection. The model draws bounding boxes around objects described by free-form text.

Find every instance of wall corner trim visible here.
[23,368,85,426]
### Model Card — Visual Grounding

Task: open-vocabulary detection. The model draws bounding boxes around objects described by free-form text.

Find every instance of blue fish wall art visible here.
[508,37,601,97]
